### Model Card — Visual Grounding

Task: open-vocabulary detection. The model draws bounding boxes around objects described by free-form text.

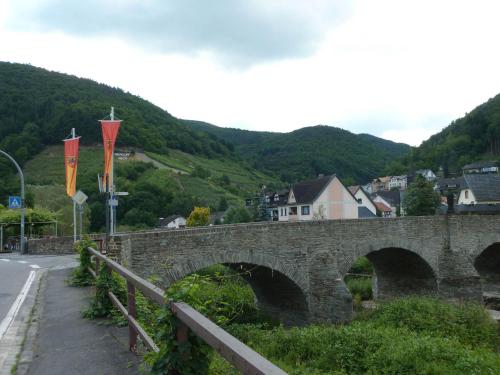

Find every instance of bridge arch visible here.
[474,242,500,294]
[343,247,438,300]
[161,253,310,326]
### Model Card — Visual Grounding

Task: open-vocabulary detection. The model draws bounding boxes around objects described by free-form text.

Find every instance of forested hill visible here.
[0,62,234,166]
[404,93,500,176]
[183,120,410,183]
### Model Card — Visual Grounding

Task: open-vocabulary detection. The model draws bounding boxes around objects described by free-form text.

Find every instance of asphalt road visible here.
[0,253,78,330]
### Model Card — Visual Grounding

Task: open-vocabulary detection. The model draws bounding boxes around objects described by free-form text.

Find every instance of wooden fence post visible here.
[127,280,137,352]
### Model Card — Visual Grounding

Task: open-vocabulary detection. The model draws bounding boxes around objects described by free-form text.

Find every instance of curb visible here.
[15,271,48,375]
[0,270,47,375]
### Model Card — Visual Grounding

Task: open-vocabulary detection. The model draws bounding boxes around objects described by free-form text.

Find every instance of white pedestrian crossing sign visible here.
[8,196,21,209]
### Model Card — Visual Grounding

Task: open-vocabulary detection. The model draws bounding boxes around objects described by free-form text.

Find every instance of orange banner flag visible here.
[63,137,80,197]
[100,120,121,191]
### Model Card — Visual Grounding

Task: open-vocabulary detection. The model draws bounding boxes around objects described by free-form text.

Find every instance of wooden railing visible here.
[87,247,287,375]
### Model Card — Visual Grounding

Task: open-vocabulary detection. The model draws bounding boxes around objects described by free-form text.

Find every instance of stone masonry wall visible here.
[106,215,500,324]
[27,234,106,255]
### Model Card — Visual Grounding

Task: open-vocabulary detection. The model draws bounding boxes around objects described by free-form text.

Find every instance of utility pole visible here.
[0,150,26,253]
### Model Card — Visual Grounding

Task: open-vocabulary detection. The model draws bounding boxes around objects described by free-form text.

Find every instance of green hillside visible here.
[183,121,410,183]
[23,145,278,234]
[394,93,500,176]
[0,61,234,165]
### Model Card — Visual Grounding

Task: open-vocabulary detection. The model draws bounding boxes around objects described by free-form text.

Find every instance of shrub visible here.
[360,297,500,351]
[70,236,96,287]
[345,277,372,300]
[227,322,500,375]
[349,256,373,274]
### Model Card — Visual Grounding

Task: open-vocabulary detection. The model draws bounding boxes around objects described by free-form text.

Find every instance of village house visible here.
[388,175,407,190]
[457,174,500,205]
[157,215,186,229]
[374,200,392,217]
[415,169,437,181]
[462,161,499,174]
[278,175,359,221]
[370,176,391,192]
[262,189,289,221]
[348,185,377,218]
[371,190,402,217]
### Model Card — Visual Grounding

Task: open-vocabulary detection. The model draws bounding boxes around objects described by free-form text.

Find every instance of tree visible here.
[187,207,210,227]
[402,176,440,216]
[217,197,228,211]
[224,207,252,224]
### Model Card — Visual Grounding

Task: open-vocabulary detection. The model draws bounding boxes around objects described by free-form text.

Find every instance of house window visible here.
[465,191,469,199]
[301,206,310,215]
[357,198,362,204]
[290,206,297,215]
[274,194,279,201]
[285,208,288,216]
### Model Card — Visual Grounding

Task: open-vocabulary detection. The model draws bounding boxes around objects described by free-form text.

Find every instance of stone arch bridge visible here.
[108,215,500,325]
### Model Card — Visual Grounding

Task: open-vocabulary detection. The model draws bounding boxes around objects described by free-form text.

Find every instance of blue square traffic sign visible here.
[8,196,22,209]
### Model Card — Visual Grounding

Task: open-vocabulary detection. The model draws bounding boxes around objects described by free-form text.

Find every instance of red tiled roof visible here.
[375,201,391,212]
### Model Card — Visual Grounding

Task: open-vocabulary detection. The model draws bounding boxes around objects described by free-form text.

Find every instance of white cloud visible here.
[1,0,500,146]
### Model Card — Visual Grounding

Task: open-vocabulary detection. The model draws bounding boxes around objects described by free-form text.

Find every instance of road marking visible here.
[29,264,41,269]
[0,270,36,340]
[0,259,10,262]
[17,261,28,264]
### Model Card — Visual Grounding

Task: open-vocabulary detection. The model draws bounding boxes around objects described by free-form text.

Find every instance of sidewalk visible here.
[19,268,141,375]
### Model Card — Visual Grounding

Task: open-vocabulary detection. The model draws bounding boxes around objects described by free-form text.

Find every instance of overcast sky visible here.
[1,0,500,146]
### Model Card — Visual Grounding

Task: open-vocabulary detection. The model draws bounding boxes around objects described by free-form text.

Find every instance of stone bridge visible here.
[108,215,500,325]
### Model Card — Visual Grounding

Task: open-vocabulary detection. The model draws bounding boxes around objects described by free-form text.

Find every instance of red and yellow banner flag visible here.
[63,137,80,197]
[100,120,121,191]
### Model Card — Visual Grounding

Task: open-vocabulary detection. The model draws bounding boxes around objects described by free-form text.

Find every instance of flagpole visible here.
[109,107,115,235]
[71,128,77,243]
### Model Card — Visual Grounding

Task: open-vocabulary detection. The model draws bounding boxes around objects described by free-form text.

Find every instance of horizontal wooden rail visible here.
[87,247,287,375]
[88,247,165,304]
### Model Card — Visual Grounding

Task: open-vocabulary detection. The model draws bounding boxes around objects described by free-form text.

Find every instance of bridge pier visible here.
[308,251,353,323]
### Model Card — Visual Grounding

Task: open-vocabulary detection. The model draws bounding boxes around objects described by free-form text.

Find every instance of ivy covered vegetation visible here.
[74,246,499,374]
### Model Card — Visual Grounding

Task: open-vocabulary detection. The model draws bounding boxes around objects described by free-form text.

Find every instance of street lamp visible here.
[0,150,25,253]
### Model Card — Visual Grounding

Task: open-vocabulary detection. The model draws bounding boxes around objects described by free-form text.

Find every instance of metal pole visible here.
[55,221,58,237]
[79,204,83,239]
[1,225,3,252]
[0,149,26,253]
[71,128,77,243]
[110,107,115,235]
[73,200,77,242]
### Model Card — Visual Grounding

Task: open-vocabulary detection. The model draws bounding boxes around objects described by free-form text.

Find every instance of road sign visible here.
[8,196,21,209]
[72,190,88,206]
[108,198,118,207]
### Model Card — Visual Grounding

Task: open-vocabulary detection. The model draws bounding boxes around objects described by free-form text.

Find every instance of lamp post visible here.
[0,150,26,253]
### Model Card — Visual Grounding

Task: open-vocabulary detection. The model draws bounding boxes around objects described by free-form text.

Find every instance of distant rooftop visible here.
[463,160,499,170]
[463,174,500,202]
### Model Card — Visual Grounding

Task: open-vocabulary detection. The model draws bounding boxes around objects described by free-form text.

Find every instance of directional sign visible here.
[8,196,21,209]
[72,190,88,206]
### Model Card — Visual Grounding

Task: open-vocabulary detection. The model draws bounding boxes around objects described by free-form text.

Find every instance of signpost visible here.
[8,196,22,209]
[72,190,88,240]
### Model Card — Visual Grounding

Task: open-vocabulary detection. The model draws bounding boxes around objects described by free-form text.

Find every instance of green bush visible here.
[349,256,373,274]
[361,297,500,351]
[228,322,500,375]
[345,277,372,300]
[70,236,96,287]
